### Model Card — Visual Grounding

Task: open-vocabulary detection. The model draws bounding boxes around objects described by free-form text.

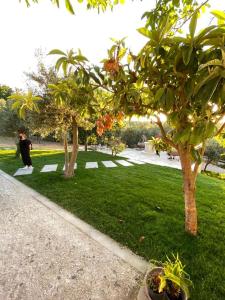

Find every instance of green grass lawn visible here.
[0,149,225,299]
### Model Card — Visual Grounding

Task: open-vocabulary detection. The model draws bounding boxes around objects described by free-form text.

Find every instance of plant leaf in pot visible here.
[138,254,192,300]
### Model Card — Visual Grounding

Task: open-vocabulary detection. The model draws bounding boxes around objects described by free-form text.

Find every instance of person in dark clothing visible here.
[18,132,33,169]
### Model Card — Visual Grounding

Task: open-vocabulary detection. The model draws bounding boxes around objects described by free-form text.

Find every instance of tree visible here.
[204,139,224,171]
[20,0,123,14]
[0,85,24,137]
[100,1,225,235]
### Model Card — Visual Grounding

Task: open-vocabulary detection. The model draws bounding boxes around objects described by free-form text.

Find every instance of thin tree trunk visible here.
[64,120,79,178]
[179,146,198,236]
[85,140,88,151]
[204,160,212,171]
[64,132,69,175]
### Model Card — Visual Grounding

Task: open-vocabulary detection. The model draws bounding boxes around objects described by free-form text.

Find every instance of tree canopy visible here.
[20,0,124,13]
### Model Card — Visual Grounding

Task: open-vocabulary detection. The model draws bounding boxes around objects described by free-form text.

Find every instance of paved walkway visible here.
[98,148,225,174]
[0,170,148,300]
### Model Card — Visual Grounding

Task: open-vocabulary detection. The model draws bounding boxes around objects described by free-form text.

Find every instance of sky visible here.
[0,0,224,90]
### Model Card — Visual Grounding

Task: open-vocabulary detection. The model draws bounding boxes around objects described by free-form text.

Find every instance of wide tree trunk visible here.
[64,120,79,178]
[179,146,198,236]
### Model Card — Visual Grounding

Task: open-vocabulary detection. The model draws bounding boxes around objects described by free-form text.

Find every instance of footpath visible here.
[0,170,148,300]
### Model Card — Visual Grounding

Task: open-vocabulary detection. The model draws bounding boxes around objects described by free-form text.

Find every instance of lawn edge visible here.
[0,169,149,274]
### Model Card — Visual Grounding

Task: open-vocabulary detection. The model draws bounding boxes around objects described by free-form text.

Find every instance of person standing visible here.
[18,131,33,169]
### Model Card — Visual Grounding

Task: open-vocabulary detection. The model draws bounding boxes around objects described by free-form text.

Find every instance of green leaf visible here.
[48,49,66,56]
[205,121,217,138]
[118,48,127,60]
[54,0,60,7]
[198,59,222,71]
[182,46,193,65]
[189,12,198,38]
[89,72,101,85]
[194,67,220,95]
[137,27,151,38]
[155,88,165,102]
[211,10,225,23]
[194,25,216,44]
[165,88,175,110]
[62,61,67,76]
[172,0,180,7]
[55,57,66,71]
[74,55,88,62]
[179,126,192,143]
[65,0,74,14]
[191,148,202,164]
[190,125,205,145]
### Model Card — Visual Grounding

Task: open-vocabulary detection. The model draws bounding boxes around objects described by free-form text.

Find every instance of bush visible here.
[121,127,161,148]
[204,139,225,171]
[105,136,126,156]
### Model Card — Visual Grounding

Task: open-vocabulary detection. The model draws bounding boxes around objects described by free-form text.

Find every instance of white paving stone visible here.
[127,159,146,165]
[40,164,58,173]
[13,168,34,176]
[116,160,134,167]
[63,163,77,171]
[85,162,98,169]
[102,161,118,168]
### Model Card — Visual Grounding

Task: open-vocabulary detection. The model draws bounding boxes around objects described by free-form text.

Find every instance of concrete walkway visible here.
[0,170,148,300]
[98,147,225,174]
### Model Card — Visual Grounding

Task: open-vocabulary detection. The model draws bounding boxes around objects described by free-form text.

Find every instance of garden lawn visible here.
[0,149,225,300]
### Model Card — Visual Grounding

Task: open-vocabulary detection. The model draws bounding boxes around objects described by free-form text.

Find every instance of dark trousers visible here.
[21,151,32,166]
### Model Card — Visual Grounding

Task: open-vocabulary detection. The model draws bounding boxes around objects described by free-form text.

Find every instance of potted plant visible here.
[137,255,192,300]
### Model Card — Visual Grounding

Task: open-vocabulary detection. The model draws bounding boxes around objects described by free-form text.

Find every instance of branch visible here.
[215,121,225,136]
[192,141,206,182]
[155,115,177,149]
[174,0,209,33]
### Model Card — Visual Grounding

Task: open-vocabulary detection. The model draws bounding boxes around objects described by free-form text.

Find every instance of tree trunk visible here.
[64,121,79,178]
[179,147,198,236]
[203,160,212,171]
[85,140,88,151]
[64,132,69,174]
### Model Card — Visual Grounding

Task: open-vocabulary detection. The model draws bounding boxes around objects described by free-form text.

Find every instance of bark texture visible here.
[64,120,79,178]
[179,146,198,236]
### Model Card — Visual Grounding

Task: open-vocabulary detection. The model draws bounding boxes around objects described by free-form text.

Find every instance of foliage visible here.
[0,85,24,137]
[151,137,172,154]
[203,170,225,180]
[215,133,225,148]
[25,59,71,139]
[20,0,124,14]
[105,135,125,156]
[101,2,225,235]
[204,139,224,170]
[87,133,97,145]
[120,126,161,148]
[8,90,41,120]
[148,255,192,298]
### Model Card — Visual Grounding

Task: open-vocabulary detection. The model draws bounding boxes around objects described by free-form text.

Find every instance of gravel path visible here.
[0,171,146,300]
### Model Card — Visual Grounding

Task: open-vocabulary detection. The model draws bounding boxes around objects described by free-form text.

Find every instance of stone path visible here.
[41,164,58,173]
[102,161,118,168]
[85,162,98,169]
[128,159,146,165]
[14,168,34,177]
[14,159,143,176]
[116,160,134,167]
[0,170,147,300]
[98,148,225,174]
[63,163,77,171]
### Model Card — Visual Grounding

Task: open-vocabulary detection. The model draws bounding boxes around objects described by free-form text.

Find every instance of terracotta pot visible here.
[137,267,187,300]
